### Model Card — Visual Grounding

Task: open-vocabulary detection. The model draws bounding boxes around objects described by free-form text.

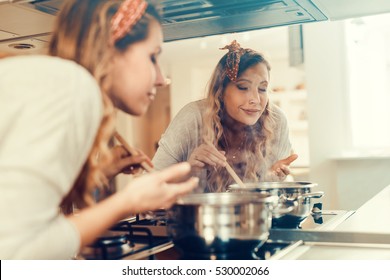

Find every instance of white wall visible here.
[303,20,390,210]
[168,59,214,118]
[303,21,347,209]
[335,159,390,209]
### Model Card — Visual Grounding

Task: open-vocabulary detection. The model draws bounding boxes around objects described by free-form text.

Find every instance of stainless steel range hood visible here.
[159,0,390,41]
[1,0,390,46]
[158,0,328,41]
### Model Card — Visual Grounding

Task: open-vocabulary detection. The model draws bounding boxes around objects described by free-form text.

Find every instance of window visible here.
[345,13,390,149]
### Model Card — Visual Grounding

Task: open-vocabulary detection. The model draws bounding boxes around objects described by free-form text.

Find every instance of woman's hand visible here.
[269,154,298,181]
[121,162,199,213]
[68,162,198,248]
[104,145,153,179]
[188,143,227,168]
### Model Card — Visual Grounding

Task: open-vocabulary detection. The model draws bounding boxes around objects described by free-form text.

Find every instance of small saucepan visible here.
[166,192,279,255]
[227,181,324,228]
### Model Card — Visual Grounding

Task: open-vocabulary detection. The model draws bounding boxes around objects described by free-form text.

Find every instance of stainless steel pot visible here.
[227,181,324,228]
[166,192,278,255]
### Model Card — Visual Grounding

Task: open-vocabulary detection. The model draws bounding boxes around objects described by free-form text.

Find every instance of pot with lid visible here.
[166,192,279,256]
[227,181,324,228]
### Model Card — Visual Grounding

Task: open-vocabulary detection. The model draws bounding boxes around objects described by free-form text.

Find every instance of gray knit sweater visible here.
[152,99,292,192]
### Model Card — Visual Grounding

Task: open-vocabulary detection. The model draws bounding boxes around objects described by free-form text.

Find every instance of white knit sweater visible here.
[0,55,102,259]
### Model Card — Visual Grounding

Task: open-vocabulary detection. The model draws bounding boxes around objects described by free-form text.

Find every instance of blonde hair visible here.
[203,49,276,192]
[48,0,161,211]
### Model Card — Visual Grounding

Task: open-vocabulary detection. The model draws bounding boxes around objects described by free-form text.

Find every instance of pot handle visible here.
[300,191,324,199]
[272,199,297,216]
[282,191,324,202]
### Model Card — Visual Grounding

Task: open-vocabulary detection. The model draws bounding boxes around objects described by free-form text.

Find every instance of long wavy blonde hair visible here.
[48,0,161,211]
[203,49,277,192]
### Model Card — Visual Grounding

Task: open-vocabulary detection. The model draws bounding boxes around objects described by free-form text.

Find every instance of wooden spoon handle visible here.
[204,140,246,188]
[114,131,154,173]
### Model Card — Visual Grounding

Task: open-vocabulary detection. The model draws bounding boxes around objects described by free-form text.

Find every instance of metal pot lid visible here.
[175,192,278,206]
[228,181,318,190]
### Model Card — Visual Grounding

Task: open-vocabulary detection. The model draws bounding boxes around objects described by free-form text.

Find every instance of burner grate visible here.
[79,218,170,260]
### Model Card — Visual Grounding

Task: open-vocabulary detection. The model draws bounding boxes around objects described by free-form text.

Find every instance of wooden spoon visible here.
[114,131,154,173]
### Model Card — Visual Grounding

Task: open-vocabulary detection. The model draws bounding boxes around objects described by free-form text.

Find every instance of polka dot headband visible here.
[220,40,250,82]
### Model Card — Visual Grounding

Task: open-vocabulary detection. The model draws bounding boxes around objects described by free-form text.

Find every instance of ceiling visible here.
[1,0,390,56]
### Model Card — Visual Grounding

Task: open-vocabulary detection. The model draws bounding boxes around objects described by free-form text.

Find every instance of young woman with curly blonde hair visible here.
[153,40,297,192]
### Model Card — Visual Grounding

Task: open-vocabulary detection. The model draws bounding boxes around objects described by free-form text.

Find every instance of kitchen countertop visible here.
[270,184,390,259]
[335,184,390,233]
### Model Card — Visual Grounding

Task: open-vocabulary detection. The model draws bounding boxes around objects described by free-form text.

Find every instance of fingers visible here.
[190,144,226,167]
[279,165,290,175]
[144,158,154,168]
[195,152,226,167]
[112,145,130,158]
[171,177,199,196]
[135,148,154,168]
[272,170,286,180]
[204,144,226,162]
[155,162,192,182]
[191,161,205,168]
[280,154,298,165]
[161,177,199,208]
